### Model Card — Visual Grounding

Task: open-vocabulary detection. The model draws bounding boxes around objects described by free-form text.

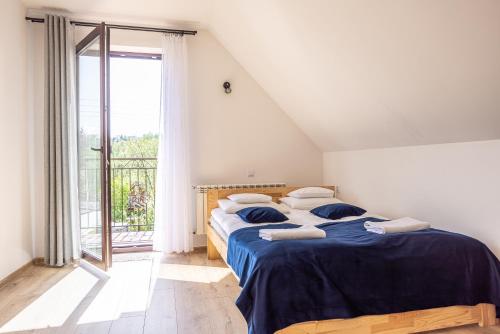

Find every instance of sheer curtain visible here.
[44,15,80,266]
[153,34,193,253]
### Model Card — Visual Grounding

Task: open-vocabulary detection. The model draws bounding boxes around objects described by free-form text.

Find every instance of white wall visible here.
[29,27,323,256]
[324,140,500,257]
[187,31,322,185]
[0,0,32,280]
[27,22,45,258]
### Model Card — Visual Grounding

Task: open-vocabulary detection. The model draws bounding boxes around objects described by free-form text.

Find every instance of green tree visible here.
[112,133,159,159]
[110,134,159,231]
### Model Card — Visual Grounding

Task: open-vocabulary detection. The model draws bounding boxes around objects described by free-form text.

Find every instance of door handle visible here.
[91,147,102,152]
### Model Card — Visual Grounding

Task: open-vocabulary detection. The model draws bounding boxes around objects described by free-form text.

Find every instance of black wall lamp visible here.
[223,81,232,94]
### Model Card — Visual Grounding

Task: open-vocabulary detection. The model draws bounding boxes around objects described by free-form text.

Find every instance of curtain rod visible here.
[25,17,197,35]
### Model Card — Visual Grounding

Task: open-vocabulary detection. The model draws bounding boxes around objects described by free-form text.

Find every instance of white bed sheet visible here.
[210,216,230,242]
[210,207,386,241]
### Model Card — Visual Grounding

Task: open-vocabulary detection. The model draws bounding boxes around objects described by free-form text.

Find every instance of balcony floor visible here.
[113,230,154,248]
[81,231,154,253]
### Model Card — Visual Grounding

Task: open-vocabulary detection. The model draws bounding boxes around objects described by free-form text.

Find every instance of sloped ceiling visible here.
[23,0,500,151]
[209,0,500,151]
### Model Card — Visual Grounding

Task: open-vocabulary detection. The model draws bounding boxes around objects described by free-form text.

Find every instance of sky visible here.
[78,55,161,138]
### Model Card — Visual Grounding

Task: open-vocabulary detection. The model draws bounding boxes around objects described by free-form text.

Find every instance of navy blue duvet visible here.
[227,217,500,334]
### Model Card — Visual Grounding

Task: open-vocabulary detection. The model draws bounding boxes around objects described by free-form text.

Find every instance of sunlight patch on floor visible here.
[77,260,151,324]
[156,263,232,283]
[0,267,98,333]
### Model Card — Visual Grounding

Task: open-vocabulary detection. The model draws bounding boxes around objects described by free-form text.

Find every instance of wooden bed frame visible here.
[204,186,498,334]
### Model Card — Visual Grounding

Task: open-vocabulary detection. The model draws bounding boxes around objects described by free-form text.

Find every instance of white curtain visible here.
[44,15,80,265]
[153,34,193,253]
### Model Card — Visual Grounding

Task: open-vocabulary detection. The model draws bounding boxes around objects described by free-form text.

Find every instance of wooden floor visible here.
[0,250,497,334]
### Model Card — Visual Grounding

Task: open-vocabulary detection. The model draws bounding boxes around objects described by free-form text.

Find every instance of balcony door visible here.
[76,23,112,270]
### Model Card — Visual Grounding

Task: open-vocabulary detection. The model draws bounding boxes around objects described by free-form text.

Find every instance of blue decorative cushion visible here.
[310,203,366,220]
[236,207,289,224]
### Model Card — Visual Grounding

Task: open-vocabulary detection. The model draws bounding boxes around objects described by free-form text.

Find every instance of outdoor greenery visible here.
[111,134,159,231]
[112,133,159,159]
[78,132,159,232]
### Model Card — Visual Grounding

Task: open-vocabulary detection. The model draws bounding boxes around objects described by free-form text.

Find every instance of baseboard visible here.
[0,259,34,289]
[32,257,82,267]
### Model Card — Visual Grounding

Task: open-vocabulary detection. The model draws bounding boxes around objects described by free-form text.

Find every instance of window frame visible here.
[109,51,162,60]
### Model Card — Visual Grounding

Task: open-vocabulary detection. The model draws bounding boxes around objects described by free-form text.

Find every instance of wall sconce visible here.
[223,81,232,94]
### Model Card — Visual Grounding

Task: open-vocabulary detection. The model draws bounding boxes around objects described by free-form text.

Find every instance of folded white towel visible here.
[259,225,326,241]
[364,217,431,234]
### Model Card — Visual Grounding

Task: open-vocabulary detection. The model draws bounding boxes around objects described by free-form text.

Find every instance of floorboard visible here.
[0,251,497,334]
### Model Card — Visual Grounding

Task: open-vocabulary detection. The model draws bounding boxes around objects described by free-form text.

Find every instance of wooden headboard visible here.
[205,185,336,231]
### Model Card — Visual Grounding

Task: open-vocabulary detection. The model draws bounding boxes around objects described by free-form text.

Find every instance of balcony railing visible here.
[111,158,157,233]
[79,157,157,251]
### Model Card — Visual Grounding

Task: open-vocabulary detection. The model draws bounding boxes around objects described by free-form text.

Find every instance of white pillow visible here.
[287,187,335,199]
[227,193,272,204]
[280,197,342,210]
[218,199,290,214]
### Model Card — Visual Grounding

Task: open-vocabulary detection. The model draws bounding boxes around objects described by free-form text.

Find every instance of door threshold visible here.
[112,245,153,253]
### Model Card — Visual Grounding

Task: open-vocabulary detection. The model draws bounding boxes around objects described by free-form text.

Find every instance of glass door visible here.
[76,23,111,270]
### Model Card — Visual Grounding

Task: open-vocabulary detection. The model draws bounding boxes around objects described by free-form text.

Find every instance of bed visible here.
[204,186,499,334]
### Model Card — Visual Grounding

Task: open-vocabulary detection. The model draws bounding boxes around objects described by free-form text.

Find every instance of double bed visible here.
[204,186,500,334]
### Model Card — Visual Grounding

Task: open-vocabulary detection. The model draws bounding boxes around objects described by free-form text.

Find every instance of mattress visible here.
[210,215,230,243]
[210,207,386,241]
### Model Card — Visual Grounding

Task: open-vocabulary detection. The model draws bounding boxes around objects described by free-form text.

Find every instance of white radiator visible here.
[193,183,286,234]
